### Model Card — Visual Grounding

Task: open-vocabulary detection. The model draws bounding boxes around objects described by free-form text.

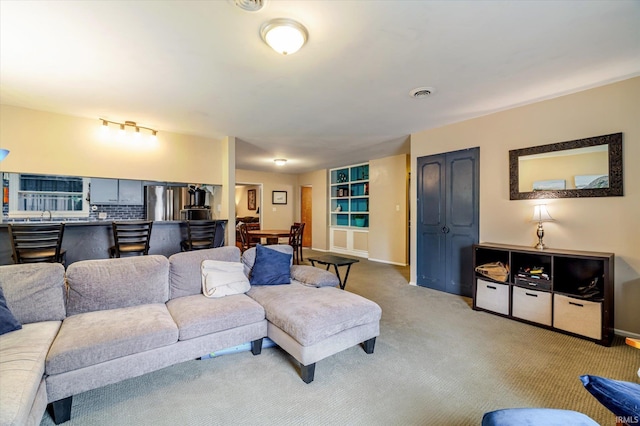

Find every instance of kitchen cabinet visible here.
[91,178,118,204]
[91,178,143,205]
[117,180,143,205]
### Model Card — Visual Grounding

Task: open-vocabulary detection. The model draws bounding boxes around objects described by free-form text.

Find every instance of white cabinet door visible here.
[91,178,118,204]
[118,180,143,205]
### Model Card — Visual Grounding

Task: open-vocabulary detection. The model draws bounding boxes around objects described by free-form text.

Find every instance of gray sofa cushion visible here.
[0,321,61,426]
[0,263,66,324]
[169,246,241,299]
[66,255,169,316]
[247,283,382,346]
[290,265,340,288]
[46,304,178,375]
[166,294,265,341]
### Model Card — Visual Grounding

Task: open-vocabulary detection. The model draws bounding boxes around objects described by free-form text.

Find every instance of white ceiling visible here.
[1,1,639,174]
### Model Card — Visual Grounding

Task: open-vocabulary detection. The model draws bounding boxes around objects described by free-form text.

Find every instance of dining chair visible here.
[109,221,153,258]
[8,223,66,264]
[180,220,217,251]
[238,223,258,253]
[288,222,305,264]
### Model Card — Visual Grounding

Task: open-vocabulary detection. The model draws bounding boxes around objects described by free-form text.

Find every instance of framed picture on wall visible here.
[272,190,287,205]
[248,189,256,210]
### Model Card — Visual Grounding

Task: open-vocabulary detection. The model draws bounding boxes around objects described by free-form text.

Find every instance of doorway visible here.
[416,147,479,297]
[301,186,312,247]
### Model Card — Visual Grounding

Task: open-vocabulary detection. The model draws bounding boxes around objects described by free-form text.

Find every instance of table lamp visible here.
[532,204,553,250]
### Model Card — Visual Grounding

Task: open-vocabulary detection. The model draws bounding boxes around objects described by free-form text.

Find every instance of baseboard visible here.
[408,281,417,286]
[615,328,640,339]
[367,257,408,266]
[309,247,329,252]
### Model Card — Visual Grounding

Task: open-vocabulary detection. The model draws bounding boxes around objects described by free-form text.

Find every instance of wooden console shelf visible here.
[472,243,614,346]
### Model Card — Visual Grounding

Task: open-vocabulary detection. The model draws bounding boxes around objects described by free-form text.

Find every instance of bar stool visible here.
[8,223,66,265]
[180,220,217,251]
[109,221,153,258]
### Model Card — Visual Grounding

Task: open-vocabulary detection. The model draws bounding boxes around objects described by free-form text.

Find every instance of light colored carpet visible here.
[40,250,638,425]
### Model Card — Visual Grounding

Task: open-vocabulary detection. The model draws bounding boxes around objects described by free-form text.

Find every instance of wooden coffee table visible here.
[307,254,359,290]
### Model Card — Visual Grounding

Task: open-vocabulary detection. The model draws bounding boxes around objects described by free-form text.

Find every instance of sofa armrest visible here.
[290,265,339,288]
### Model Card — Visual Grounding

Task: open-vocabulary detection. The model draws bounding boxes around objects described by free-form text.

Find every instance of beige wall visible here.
[411,76,640,335]
[0,105,225,185]
[298,169,329,251]
[236,169,298,230]
[369,154,409,265]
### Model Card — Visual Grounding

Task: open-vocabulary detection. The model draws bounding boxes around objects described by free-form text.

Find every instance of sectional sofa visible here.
[0,245,381,425]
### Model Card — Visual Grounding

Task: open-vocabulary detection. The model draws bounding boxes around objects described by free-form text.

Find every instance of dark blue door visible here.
[417,148,479,296]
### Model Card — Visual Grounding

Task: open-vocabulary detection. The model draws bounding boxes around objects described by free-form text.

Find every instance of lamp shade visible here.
[532,205,553,222]
[0,149,9,161]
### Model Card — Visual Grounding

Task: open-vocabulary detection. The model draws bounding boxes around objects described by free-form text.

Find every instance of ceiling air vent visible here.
[233,0,266,12]
[409,87,436,98]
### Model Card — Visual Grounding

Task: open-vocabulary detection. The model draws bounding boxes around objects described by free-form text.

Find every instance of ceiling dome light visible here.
[260,18,308,55]
[274,158,287,166]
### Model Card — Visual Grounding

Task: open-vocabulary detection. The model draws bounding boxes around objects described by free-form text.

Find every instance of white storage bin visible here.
[553,294,602,340]
[512,286,552,326]
[475,279,509,315]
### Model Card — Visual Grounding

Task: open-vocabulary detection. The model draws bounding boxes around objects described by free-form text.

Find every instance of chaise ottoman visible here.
[249,283,381,382]
[242,245,382,383]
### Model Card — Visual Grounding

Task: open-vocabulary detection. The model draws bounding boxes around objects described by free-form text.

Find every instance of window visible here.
[8,173,90,218]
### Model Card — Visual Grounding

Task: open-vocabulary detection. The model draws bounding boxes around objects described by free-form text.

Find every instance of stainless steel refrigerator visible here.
[144,186,189,221]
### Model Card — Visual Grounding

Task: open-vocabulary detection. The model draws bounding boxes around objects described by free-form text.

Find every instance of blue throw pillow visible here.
[580,375,640,420]
[250,244,292,285]
[0,286,22,335]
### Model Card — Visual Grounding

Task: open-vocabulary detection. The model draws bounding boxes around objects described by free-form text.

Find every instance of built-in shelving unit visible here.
[329,163,369,257]
[472,243,614,346]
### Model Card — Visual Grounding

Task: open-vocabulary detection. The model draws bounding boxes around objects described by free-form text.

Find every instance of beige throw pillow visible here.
[201,260,250,298]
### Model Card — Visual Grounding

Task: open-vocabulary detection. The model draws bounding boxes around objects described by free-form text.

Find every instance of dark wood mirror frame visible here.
[509,133,623,200]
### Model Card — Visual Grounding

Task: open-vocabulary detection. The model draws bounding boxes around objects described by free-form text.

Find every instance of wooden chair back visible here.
[288,222,305,264]
[8,223,66,264]
[182,220,217,251]
[110,221,153,258]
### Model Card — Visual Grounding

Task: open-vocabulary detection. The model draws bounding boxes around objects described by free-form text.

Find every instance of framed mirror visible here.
[509,133,623,200]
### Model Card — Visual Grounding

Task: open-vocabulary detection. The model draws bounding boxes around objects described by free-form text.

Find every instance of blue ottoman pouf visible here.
[481,408,599,426]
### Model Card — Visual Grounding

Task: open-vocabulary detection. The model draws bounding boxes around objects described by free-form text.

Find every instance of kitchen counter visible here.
[0,219,228,266]
[0,219,198,227]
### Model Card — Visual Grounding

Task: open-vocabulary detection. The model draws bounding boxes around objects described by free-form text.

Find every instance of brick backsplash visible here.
[89,204,145,221]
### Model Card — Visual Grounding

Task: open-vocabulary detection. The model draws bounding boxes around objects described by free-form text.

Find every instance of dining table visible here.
[247,229,291,245]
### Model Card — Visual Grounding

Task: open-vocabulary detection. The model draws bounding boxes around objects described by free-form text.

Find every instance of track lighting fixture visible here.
[100,119,158,141]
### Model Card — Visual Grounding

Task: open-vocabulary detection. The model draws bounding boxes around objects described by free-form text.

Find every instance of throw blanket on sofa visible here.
[201,260,250,298]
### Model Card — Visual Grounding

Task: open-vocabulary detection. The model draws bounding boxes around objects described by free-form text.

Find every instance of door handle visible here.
[441,226,450,234]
